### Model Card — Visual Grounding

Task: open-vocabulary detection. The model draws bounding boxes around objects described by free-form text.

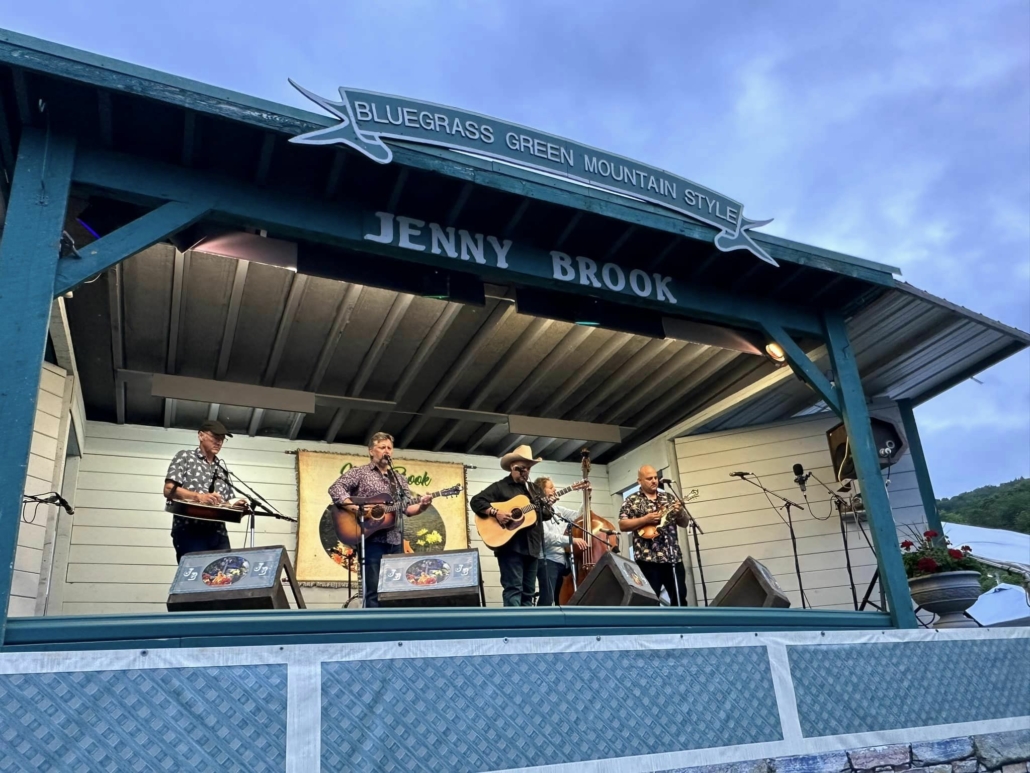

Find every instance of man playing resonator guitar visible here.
[328,432,433,607]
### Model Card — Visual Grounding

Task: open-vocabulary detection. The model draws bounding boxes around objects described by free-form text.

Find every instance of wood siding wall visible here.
[12,363,70,617]
[52,422,612,614]
[675,408,927,611]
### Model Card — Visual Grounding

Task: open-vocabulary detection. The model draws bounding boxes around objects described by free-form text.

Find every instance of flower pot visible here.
[908,570,982,629]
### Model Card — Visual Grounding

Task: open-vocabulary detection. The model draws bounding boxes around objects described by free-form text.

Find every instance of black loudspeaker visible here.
[826,418,905,481]
[167,545,305,611]
[567,552,660,606]
[377,549,484,608]
[710,557,791,608]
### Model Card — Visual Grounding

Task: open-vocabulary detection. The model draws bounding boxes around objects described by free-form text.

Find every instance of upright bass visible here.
[558,448,619,604]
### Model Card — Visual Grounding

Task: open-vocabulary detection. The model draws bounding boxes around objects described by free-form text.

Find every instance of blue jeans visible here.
[497,552,539,607]
[363,540,402,608]
[536,558,567,606]
[172,523,230,562]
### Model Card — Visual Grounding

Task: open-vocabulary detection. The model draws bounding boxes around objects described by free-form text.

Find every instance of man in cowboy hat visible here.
[470,445,554,607]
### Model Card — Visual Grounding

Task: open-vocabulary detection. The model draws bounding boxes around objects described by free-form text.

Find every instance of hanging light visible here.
[765,342,787,364]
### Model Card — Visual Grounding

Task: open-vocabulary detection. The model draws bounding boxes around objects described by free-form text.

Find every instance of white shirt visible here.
[540,504,582,564]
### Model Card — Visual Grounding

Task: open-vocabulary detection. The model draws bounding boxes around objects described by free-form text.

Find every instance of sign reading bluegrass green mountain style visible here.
[289,82,777,266]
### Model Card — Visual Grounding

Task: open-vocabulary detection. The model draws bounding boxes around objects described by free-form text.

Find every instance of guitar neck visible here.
[523,484,578,515]
[382,488,455,514]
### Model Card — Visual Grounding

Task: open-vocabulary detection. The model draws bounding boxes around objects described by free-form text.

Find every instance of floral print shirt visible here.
[619,490,682,564]
[329,462,412,545]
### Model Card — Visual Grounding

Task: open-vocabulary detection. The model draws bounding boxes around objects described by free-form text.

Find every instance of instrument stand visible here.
[735,474,807,609]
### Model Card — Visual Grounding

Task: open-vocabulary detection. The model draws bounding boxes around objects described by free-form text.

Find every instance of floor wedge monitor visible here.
[566,552,659,606]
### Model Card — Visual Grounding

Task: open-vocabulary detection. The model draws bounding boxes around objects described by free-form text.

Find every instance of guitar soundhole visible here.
[507,509,524,530]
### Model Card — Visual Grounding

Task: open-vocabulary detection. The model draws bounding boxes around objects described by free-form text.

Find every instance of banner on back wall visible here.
[295,451,469,586]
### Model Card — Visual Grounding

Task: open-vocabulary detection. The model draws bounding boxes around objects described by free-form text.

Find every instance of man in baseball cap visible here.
[162,420,246,561]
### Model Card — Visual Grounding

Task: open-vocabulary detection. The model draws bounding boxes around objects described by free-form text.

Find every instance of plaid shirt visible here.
[329,462,412,545]
[619,490,682,564]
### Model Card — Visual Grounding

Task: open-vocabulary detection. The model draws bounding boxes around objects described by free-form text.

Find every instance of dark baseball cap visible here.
[199,419,233,438]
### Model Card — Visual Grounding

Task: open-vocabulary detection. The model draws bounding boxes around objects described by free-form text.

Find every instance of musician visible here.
[163,420,247,562]
[618,465,689,605]
[328,432,433,608]
[470,445,554,607]
[533,476,587,606]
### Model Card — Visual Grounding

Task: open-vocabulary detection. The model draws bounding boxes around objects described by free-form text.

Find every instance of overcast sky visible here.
[4,1,1028,497]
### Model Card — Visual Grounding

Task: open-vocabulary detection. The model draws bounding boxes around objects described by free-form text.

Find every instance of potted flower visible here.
[901,529,983,629]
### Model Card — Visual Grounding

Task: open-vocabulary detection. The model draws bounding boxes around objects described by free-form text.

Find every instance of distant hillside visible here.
[937,477,1030,536]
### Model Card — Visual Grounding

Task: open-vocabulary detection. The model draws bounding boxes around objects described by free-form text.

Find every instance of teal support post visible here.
[823,312,918,628]
[0,128,75,643]
[759,319,841,415]
[897,398,946,541]
[55,200,212,296]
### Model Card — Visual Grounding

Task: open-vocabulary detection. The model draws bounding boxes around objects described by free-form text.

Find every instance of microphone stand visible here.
[663,480,707,607]
[219,463,297,549]
[734,473,807,609]
[808,471,859,611]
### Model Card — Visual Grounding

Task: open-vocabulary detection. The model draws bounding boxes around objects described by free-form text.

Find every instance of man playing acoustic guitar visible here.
[470,445,554,607]
[329,432,433,608]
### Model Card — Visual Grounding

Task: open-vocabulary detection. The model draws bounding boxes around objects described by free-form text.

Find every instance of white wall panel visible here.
[51,421,611,615]
[675,407,926,611]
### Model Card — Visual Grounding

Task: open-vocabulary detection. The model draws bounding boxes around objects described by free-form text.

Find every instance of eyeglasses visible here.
[511,466,529,473]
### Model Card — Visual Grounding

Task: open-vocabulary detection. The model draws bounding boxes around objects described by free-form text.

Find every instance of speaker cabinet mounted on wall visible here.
[826,418,904,481]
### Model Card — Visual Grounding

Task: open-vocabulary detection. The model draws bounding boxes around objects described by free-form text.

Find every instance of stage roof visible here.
[2,28,1027,463]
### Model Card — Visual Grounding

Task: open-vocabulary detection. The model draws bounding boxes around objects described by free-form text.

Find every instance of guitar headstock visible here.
[685,488,700,501]
[439,485,462,497]
[571,479,589,491]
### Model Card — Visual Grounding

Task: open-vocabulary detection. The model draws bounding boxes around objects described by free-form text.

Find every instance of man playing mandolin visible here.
[618,465,689,605]
[328,432,433,607]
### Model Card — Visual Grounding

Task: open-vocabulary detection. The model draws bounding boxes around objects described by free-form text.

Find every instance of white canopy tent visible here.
[944,522,1030,627]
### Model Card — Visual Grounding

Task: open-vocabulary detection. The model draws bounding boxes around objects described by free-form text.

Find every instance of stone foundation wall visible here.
[673,731,1030,773]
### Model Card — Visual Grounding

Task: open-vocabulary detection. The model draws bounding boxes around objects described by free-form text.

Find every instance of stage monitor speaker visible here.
[710,557,791,608]
[566,552,659,606]
[826,418,905,481]
[167,545,305,611]
[378,549,484,608]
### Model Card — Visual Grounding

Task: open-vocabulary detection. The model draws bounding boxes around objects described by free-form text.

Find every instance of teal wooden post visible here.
[0,129,75,642]
[897,398,946,542]
[824,312,918,628]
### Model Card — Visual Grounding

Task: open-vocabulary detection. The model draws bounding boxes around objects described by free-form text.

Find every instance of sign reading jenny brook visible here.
[289,82,777,266]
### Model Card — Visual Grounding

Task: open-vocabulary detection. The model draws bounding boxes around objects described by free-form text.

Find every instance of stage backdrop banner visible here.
[295,451,469,585]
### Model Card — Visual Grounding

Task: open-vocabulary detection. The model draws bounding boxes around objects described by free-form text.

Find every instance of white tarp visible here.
[943,522,1030,569]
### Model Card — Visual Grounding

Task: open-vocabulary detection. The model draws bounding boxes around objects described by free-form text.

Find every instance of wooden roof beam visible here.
[398,300,515,447]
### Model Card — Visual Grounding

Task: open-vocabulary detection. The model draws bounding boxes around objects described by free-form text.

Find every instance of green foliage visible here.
[937,477,1030,536]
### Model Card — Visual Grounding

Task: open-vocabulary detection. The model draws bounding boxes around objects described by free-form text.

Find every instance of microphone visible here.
[792,463,811,493]
[729,471,751,478]
[660,478,675,486]
[208,467,218,493]
[46,494,74,515]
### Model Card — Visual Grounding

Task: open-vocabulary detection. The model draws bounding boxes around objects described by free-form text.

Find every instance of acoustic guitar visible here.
[329,485,462,546]
[636,489,700,540]
[476,481,587,549]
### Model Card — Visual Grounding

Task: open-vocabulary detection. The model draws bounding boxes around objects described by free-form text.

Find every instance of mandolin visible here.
[476,481,587,549]
[328,485,462,546]
[636,489,700,540]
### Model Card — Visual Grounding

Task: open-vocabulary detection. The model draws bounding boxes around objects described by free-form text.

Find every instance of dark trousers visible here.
[172,527,230,563]
[497,551,539,607]
[362,540,402,608]
[536,558,568,606]
[638,560,688,606]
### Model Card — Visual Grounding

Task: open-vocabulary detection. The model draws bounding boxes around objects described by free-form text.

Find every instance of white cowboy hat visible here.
[500,444,542,471]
